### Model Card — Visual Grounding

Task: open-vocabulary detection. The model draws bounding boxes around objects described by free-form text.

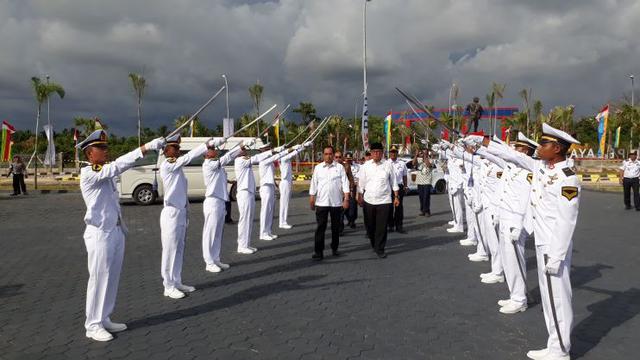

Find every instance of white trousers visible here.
[84,225,125,331]
[202,197,225,265]
[474,209,489,256]
[279,180,292,226]
[481,207,503,275]
[259,184,275,237]
[499,219,528,306]
[450,189,464,230]
[463,195,478,241]
[160,206,187,290]
[236,190,255,249]
[536,245,573,357]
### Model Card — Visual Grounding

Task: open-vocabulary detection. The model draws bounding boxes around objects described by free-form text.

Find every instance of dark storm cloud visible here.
[0,0,638,135]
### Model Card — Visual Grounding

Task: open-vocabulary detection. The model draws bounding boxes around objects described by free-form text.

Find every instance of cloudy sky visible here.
[1,0,638,135]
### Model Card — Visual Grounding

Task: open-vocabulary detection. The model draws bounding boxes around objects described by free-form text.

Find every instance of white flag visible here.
[361,95,369,150]
[43,124,56,166]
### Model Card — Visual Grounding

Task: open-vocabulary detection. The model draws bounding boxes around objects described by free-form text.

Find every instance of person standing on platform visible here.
[465,97,484,133]
[357,142,400,258]
[412,150,433,216]
[159,134,220,300]
[201,139,251,273]
[619,151,640,210]
[388,146,408,233]
[308,146,350,260]
[78,128,164,341]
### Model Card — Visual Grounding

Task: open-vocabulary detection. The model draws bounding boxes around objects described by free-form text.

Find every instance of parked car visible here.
[117,137,265,205]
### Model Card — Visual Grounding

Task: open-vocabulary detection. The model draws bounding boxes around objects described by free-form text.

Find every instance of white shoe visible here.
[459,239,477,246]
[260,235,275,241]
[446,227,464,233]
[527,349,549,359]
[533,353,569,360]
[500,301,527,314]
[86,328,113,342]
[480,272,493,278]
[269,234,278,239]
[481,274,505,284]
[164,287,186,299]
[214,261,230,270]
[176,284,196,293]
[206,264,222,273]
[248,246,258,251]
[448,220,455,225]
[468,254,489,262]
[103,320,127,333]
[279,224,292,229]
[497,299,512,307]
[237,247,256,254]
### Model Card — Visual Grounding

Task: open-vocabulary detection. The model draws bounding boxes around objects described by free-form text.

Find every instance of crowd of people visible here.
[76,120,581,360]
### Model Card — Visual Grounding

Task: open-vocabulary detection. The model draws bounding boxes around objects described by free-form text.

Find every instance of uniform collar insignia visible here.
[91,164,103,172]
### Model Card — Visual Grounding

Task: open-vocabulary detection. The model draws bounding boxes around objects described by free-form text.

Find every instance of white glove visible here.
[207,138,225,148]
[243,138,256,148]
[303,141,312,148]
[509,227,521,243]
[273,146,284,153]
[544,258,562,275]
[293,144,303,151]
[472,202,482,214]
[144,138,166,151]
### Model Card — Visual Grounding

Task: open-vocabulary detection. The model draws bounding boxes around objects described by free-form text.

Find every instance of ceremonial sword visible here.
[544,254,567,353]
[396,87,462,138]
[165,85,226,139]
[259,104,290,138]
[225,104,277,140]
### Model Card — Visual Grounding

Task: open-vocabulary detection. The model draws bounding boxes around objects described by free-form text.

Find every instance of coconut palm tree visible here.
[518,88,532,134]
[492,82,506,135]
[293,102,317,124]
[248,81,264,136]
[31,76,65,188]
[128,72,147,147]
[74,117,108,137]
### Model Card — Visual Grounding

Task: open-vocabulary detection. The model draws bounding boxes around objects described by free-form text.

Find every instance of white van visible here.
[117,137,265,205]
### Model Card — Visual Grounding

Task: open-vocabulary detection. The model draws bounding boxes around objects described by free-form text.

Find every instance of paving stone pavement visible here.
[0,190,638,359]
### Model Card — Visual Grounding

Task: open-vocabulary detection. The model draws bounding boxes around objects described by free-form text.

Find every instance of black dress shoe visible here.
[312,253,323,261]
[332,250,341,257]
[349,222,356,229]
[397,229,408,234]
[377,252,387,259]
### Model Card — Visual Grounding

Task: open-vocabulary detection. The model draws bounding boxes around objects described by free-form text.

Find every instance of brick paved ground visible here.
[0,190,638,359]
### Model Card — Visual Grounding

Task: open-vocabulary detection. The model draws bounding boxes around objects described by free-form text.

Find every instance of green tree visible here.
[491,82,506,135]
[74,117,108,136]
[248,81,264,136]
[292,102,317,124]
[128,72,147,147]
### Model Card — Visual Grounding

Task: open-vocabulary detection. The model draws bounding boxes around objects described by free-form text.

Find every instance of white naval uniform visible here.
[202,146,243,266]
[278,148,304,227]
[234,150,274,249]
[458,150,479,243]
[259,150,291,238]
[80,148,143,331]
[446,151,465,231]
[489,142,579,357]
[159,143,208,290]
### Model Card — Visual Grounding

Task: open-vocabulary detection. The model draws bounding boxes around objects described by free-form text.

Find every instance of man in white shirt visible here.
[279,141,311,229]
[234,143,276,254]
[388,146,408,233]
[357,142,400,258]
[201,139,252,273]
[160,134,221,300]
[309,146,350,260]
[619,151,640,210]
[78,129,164,341]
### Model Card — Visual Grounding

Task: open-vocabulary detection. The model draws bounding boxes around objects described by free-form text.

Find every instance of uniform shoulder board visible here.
[562,167,575,177]
[91,164,103,172]
[561,186,578,201]
[527,173,533,184]
[166,157,176,163]
[496,171,503,178]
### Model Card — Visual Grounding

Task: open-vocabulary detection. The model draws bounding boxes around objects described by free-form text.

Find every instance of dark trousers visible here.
[225,201,233,222]
[345,196,358,224]
[467,118,479,133]
[314,206,342,255]
[417,184,432,214]
[388,185,405,230]
[12,174,26,195]
[364,202,391,254]
[623,177,640,209]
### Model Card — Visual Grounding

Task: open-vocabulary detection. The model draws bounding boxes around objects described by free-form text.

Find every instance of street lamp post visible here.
[46,74,51,176]
[631,75,635,151]
[361,0,371,151]
[222,74,229,119]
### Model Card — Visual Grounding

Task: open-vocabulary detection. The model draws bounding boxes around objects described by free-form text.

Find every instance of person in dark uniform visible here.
[465,97,484,133]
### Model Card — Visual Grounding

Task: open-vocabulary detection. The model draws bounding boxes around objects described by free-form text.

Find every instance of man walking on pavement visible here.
[309,146,350,261]
[619,151,640,210]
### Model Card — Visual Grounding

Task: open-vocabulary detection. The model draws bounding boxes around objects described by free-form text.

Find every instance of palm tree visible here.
[492,82,506,135]
[519,88,532,134]
[532,100,544,139]
[293,102,317,124]
[128,72,147,147]
[74,117,108,136]
[31,76,65,188]
[485,92,495,135]
[248,81,264,136]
